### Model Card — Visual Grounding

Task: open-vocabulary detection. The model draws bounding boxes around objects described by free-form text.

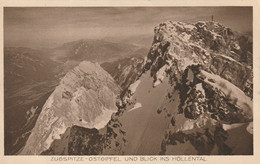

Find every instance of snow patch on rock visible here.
[222,122,253,135]
[180,32,191,42]
[233,42,241,50]
[154,65,167,87]
[129,80,141,94]
[195,83,205,97]
[45,119,67,149]
[222,123,245,131]
[246,122,253,134]
[201,70,252,119]
[90,107,117,129]
[128,102,142,112]
[184,24,196,31]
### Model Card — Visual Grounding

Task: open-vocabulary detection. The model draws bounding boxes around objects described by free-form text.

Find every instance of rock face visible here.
[22,20,253,155]
[113,21,253,155]
[101,56,144,91]
[20,61,121,155]
[210,55,251,91]
[144,21,252,86]
[145,21,252,155]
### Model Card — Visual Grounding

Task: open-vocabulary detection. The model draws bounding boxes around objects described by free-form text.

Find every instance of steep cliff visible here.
[101,56,144,91]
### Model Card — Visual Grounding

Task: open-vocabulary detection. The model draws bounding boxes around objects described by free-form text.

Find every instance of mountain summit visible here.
[20,61,121,155]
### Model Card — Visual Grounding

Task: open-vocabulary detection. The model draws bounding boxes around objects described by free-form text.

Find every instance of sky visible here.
[4,7,252,48]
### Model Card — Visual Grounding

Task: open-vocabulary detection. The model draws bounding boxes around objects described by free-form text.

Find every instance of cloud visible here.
[4,7,252,48]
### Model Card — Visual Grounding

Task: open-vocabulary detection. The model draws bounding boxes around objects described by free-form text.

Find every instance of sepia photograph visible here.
[2,5,255,158]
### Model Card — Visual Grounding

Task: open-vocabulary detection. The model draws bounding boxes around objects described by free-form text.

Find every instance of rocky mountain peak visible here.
[112,20,253,155]
[143,21,252,96]
[20,61,121,155]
